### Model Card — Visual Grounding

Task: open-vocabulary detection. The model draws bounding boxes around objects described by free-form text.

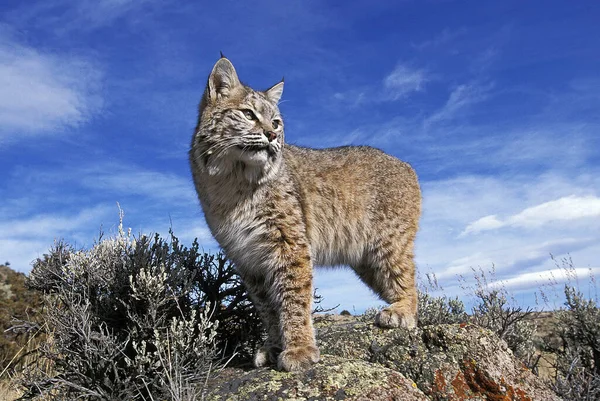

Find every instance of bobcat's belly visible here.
[307,218,367,267]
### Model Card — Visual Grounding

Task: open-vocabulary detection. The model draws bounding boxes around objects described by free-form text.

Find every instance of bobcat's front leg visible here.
[243,279,283,368]
[237,227,319,370]
[274,247,320,371]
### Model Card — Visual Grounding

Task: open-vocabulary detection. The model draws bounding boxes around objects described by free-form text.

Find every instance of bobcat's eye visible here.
[242,109,257,121]
[272,119,281,129]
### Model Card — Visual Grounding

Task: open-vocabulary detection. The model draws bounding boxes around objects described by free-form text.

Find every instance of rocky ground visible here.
[204,315,560,401]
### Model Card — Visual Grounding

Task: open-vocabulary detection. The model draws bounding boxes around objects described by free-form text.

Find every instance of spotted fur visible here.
[189,57,422,372]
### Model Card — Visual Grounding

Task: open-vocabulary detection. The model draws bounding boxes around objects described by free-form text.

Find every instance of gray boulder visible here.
[204,316,560,400]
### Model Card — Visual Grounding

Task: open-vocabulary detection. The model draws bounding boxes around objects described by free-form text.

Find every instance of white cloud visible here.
[433,237,595,281]
[85,168,198,206]
[14,162,199,207]
[415,170,600,308]
[0,239,49,273]
[75,0,154,28]
[383,64,428,100]
[497,267,600,289]
[0,205,113,272]
[0,34,102,142]
[7,0,157,34]
[459,215,503,236]
[0,160,211,272]
[0,205,112,239]
[332,90,366,107]
[424,81,493,127]
[331,64,427,107]
[462,195,600,235]
[510,195,600,227]
[488,265,600,309]
[0,200,216,273]
[171,224,215,247]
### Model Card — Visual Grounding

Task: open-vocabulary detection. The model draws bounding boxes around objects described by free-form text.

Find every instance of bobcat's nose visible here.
[264,131,278,142]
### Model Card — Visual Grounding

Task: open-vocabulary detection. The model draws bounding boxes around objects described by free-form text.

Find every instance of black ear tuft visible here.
[220,51,226,59]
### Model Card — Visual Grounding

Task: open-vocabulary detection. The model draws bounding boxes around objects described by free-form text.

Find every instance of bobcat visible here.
[189,56,421,372]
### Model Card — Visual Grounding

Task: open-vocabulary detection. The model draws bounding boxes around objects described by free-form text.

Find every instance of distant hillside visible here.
[0,264,43,372]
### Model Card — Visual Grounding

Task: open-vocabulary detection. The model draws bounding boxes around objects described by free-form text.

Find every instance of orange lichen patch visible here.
[447,359,533,401]
[450,370,472,400]
[431,369,448,393]
[500,377,532,401]
[514,387,530,400]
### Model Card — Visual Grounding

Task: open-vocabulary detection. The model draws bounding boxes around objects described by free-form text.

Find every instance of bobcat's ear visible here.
[205,58,241,102]
[265,79,284,104]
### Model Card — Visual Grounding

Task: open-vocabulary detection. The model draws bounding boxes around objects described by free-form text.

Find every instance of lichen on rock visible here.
[318,320,560,400]
[205,354,427,401]
[204,317,561,400]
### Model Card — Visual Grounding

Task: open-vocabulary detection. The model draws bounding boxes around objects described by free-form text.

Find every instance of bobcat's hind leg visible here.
[375,287,417,329]
[353,233,418,329]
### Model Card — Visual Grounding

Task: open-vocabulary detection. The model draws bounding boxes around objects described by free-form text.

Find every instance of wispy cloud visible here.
[331,90,367,107]
[332,63,429,107]
[81,166,198,206]
[11,161,198,207]
[462,195,600,236]
[0,205,112,239]
[0,158,210,271]
[7,0,158,34]
[434,237,596,281]
[424,81,494,128]
[0,33,102,144]
[72,0,156,28]
[416,170,600,304]
[490,266,600,293]
[0,205,113,271]
[411,27,467,51]
[469,46,500,73]
[383,64,428,100]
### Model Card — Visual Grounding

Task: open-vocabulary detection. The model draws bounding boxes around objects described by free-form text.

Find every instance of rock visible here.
[204,316,561,400]
[318,319,561,401]
[205,354,427,401]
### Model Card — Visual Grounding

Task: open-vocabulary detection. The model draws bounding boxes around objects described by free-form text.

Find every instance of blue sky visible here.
[1,0,599,312]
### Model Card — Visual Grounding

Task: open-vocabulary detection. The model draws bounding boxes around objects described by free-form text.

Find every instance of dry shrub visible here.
[19,217,262,400]
[543,257,600,400]
[417,272,467,327]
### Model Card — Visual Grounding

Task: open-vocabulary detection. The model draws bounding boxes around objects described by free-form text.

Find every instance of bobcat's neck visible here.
[194,154,285,212]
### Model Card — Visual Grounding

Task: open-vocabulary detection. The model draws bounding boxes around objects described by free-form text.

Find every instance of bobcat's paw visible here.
[253,345,280,368]
[375,307,416,329]
[277,345,320,372]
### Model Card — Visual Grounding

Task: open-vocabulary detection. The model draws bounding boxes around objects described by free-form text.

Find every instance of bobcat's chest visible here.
[204,189,276,269]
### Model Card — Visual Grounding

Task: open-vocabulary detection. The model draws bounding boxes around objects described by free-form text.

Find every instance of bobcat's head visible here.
[192,57,284,183]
